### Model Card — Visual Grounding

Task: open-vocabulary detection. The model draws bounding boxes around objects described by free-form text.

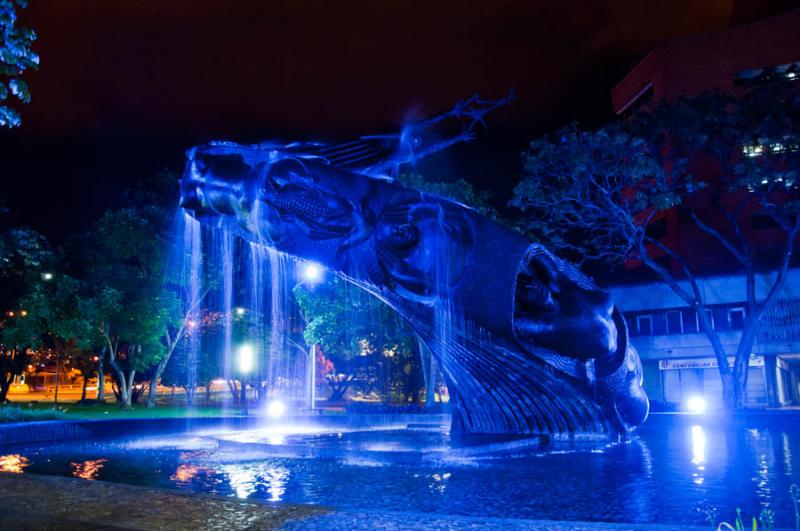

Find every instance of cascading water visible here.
[170,209,311,414]
[184,212,202,407]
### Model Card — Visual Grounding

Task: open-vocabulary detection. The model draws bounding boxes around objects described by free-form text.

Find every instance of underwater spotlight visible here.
[686,395,707,414]
[236,343,255,374]
[267,399,286,419]
[302,262,323,283]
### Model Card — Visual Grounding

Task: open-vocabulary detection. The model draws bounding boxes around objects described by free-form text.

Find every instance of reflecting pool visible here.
[5,418,800,526]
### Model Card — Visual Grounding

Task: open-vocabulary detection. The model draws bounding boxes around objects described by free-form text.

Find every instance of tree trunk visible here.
[80,373,89,402]
[97,353,105,403]
[109,358,133,409]
[228,379,239,405]
[0,375,11,403]
[147,357,169,408]
[53,353,61,408]
[123,369,136,408]
[733,320,760,409]
[696,308,737,411]
[205,383,212,404]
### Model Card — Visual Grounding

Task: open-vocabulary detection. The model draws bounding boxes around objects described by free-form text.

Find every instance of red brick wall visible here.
[612,9,800,113]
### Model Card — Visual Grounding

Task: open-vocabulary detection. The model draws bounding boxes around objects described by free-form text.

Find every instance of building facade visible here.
[608,271,800,409]
[607,8,800,410]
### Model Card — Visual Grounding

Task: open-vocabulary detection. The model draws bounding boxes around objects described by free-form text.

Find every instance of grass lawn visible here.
[0,402,243,422]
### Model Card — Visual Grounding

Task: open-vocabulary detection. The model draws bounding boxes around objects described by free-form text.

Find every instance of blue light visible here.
[267,399,286,419]
[302,262,323,283]
[686,395,707,414]
[236,343,255,374]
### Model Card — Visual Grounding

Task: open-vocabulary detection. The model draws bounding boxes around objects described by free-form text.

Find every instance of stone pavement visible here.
[0,473,327,530]
[0,472,715,530]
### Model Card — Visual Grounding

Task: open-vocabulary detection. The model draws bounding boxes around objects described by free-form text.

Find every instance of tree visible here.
[81,207,183,408]
[1,275,93,405]
[512,86,800,410]
[396,172,509,226]
[0,0,38,127]
[293,277,418,402]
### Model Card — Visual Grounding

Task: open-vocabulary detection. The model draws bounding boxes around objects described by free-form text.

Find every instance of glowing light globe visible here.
[686,395,707,414]
[267,399,286,419]
[236,343,255,374]
[302,262,323,283]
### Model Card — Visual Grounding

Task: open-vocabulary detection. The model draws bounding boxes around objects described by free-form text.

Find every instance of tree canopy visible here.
[512,85,800,408]
[0,0,38,127]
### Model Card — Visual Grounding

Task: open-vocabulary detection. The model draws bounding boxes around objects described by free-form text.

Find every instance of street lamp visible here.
[42,272,53,281]
[236,343,255,415]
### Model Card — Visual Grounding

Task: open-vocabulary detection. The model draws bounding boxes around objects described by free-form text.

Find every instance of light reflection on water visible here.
[70,458,107,481]
[221,462,290,501]
[7,421,800,526]
[0,454,29,474]
[691,425,706,485]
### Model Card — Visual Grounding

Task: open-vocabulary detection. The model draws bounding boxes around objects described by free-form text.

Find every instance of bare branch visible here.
[759,217,800,311]
[690,211,746,264]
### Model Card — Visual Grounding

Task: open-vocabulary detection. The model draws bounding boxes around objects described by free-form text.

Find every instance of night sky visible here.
[0,0,790,239]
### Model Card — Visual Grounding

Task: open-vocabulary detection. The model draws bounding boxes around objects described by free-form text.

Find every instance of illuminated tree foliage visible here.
[396,172,508,226]
[513,86,800,410]
[1,275,93,404]
[81,207,183,408]
[0,0,38,127]
[293,277,419,402]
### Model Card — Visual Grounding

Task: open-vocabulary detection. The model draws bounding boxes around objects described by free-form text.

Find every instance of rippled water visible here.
[4,418,800,526]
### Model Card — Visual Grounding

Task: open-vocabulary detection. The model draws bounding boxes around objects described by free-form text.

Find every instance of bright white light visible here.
[686,395,707,414]
[42,272,53,281]
[691,424,706,464]
[267,399,286,419]
[302,262,323,283]
[235,307,246,316]
[237,343,255,374]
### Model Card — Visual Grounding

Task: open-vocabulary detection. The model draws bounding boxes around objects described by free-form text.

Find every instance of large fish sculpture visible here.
[180,95,648,438]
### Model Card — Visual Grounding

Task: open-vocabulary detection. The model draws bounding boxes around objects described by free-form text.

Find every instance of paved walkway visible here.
[0,472,715,530]
[0,473,326,530]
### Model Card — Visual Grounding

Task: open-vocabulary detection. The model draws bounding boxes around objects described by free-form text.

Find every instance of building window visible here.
[699,309,715,332]
[734,62,800,87]
[729,307,746,330]
[666,310,683,334]
[636,314,653,336]
[682,308,699,333]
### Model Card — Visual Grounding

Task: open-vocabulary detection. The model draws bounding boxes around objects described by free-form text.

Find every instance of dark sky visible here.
[1,0,788,239]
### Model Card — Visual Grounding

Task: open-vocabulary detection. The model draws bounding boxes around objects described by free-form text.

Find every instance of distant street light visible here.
[235,307,246,317]
[42,272,53,281]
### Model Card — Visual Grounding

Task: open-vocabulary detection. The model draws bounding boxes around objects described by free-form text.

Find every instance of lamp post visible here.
[298,261,324,411]
[236,343,255,416]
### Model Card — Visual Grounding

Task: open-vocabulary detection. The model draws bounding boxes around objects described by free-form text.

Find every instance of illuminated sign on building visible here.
[659,356,764,370]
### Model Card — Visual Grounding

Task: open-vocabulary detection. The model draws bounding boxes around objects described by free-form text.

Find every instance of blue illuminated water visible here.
[5,418,800,527]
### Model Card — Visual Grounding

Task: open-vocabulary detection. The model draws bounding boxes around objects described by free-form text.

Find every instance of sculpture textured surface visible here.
[180,96,649,437]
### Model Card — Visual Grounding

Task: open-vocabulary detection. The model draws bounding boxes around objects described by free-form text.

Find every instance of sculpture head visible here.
[514,247,618,363]
[180,141,475,302]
